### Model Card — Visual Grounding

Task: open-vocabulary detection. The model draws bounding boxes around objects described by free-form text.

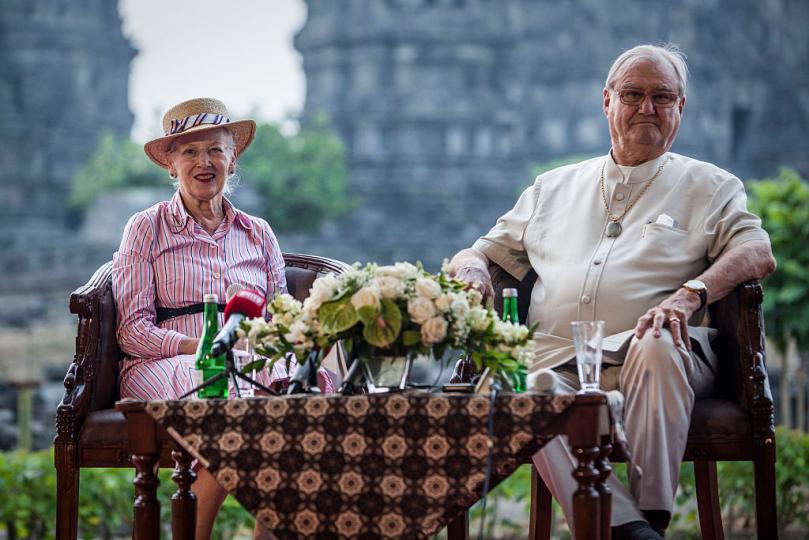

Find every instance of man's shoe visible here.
[642,509,671,536]
[611,520,663,540]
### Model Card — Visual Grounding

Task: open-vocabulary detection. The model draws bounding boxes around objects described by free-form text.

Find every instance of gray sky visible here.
[119,0,306,142]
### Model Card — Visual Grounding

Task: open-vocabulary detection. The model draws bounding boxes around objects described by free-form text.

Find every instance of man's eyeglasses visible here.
[616,89,681,108]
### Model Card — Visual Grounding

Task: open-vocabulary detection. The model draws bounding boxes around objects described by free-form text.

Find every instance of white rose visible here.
[310,274,340,299]
[408,296,437,324]
[376,276,405,299]
[393,262,420,279]
[415,278,442,299]
[466,307,491,332]
[434,293,454,313]
[450,294,470,317]
[351,286,381,310]
[377,262,419,280]
[376,265,406,279]
[421,316,448,345]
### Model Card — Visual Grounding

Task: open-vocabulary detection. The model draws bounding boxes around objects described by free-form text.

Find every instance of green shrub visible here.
[0,449,55,539]
[0,448,253,539]
[70,131,167,212]
[746,167,809,353]
[464,427,809,538]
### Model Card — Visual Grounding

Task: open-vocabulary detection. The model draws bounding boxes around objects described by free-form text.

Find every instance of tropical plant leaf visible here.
[318,295,359,334]
[363,299,402,348]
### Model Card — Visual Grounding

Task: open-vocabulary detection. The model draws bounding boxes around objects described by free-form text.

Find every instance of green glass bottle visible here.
[195,293,228,399]
[502,288,519,324]
[501,288,526,392]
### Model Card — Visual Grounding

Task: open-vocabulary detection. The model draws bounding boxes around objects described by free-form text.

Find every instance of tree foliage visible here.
[238,117,352,232]
[70,117,353,233]
[746,167,809,353]
[69,131,165,210]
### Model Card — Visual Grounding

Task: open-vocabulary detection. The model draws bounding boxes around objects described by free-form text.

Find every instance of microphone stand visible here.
[180,348,278,400]
[287,350,321,395]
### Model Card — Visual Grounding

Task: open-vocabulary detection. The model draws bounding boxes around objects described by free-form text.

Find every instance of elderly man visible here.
[448,44,775,539]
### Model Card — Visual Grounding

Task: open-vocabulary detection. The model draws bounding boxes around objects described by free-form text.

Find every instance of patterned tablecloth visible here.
[145,392,575,539]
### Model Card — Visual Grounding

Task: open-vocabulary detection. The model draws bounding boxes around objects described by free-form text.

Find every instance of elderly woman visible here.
[113,97,330,539]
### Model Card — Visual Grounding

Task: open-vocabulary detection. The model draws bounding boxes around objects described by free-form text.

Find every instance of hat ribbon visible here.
[168,113,230,135]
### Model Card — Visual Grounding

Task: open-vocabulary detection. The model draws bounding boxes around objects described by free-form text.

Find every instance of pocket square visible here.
[655,213,675,227]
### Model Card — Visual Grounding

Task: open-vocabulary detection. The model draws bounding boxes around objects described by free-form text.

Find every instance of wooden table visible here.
[117,392,613,539]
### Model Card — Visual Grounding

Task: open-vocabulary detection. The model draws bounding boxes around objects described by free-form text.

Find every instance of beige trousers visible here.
[532,330,718,528]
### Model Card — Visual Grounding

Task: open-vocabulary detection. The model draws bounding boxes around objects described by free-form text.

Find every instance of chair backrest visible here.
[66,253,350,416]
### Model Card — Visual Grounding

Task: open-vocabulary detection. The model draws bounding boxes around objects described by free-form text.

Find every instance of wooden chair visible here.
[481,263,777,540]
[54,253,350,540]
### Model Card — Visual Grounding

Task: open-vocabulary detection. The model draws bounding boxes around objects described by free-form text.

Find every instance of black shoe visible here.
[642,509,671,536]
[611,520,663,540]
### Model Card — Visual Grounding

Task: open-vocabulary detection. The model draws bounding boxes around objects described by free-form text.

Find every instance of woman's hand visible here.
[178,337,200,355]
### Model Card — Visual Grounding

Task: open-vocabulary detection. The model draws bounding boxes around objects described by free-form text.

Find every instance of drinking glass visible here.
[571,321,605,393]
[230,340,256,398]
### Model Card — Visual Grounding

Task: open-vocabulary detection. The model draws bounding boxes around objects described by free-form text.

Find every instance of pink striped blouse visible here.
[113,191,287,369]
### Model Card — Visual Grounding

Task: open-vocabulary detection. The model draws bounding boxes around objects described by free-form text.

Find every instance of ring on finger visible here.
[669,317,681,324]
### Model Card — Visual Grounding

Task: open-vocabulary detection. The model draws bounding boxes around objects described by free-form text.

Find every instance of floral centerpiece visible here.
[242,261,535,389]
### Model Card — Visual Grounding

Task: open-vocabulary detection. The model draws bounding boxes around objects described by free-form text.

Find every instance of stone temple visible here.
[0,0,134,325]
[284,0,809,270]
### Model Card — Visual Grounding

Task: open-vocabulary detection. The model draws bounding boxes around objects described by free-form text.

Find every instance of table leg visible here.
[132,453,160,540]
[572,444,601,540]
[446,509,469,540]
[595,436,613,540]
[172,447,197,540]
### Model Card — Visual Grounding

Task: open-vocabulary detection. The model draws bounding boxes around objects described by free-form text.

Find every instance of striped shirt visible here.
[113,190,287,369]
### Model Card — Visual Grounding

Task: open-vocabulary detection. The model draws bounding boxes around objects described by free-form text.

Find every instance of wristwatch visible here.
[682,279,708,310]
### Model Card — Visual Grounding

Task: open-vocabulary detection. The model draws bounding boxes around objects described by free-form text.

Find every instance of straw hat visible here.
[144,97,256,169]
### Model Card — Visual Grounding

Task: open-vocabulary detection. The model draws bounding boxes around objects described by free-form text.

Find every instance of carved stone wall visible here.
[0,0,134,324]
[288,0,809,269]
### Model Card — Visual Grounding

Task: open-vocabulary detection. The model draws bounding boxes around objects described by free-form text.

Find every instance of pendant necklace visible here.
[600,155,670,238]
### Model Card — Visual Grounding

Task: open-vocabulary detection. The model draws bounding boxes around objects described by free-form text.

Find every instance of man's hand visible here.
[634,288,701,351]
[454,266,495,302]
[447,248,495,302]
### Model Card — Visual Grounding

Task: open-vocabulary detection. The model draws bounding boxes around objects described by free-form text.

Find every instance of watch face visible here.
[685,279,706,291]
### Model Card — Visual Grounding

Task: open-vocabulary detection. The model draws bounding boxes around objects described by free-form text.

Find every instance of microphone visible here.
[211,289,265,356]
[225,283,244,302]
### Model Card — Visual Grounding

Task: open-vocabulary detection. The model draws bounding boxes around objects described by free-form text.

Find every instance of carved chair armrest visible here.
[56,261,116,444]
[708,280,774,438]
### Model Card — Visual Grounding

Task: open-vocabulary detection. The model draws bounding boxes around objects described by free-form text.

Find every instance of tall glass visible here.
[230,339,256,398]
[571,321,605,393]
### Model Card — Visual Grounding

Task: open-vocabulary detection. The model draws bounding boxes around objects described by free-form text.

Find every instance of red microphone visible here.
[211,289,265,356]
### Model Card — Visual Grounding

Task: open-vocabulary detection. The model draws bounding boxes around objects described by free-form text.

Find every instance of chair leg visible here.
[754,440,779,539]
[529,466,553,540]
[446,509,469,540]
[55,443,80,540]
[694,460,724,540]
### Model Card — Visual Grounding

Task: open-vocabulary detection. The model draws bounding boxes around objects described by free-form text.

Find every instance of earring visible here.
[169,172,177,179]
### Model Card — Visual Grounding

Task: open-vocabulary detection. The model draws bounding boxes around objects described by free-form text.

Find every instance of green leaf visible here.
[318,295,359,333]
[357,305,379,324]
[402,330,422,347]
[362,299,402,348]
